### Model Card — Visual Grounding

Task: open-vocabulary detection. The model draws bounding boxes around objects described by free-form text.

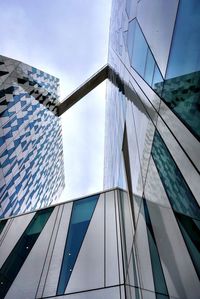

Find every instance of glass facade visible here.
[104,0,200,298]
[0,0,199,298]
[127,19,163,95]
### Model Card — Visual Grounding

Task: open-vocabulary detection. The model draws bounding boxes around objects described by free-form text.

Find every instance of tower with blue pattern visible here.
[0,55,65,218]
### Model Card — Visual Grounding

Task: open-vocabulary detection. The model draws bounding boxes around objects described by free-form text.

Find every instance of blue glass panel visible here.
[126,19,164,92]
[162,0,200,140]
[0,207,53,298]
[144,49,155,86]
[166,0,200,78]
[151,130,200,220]
[57,195,99,295]
[131,22,148,77]
[176,213,200,279]
[143,198,169,297]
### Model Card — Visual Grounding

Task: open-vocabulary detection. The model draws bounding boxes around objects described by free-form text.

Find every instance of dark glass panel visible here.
[176,213,200,279]
[151,130,200,220]
[131,22,148,77]
[143,199,169,297]
[0,219,7,235]
[57,195,99,295]
[144,50,155,86]
[0,208,53,298]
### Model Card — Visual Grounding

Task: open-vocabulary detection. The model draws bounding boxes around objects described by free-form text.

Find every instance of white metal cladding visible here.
[47,286,123,299]
[105,191,120,286]
[66,194,105,294]
[42,202,73,298]
[36,205,64,298]
[0,212,35,268]
[114,190,124,285]
[5,207,59,299]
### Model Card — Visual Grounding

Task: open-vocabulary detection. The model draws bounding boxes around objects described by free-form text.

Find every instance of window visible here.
[57,195,99,295]
[127,19,163,94]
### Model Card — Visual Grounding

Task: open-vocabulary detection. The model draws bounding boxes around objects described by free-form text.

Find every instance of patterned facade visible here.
[0,55,65,219]
[0,189,126,299]
[104,0,200,298]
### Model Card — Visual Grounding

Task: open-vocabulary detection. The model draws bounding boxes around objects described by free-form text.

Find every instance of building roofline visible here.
[1,187,127,221]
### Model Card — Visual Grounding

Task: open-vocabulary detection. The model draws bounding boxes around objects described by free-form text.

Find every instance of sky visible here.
[0,0,112,202]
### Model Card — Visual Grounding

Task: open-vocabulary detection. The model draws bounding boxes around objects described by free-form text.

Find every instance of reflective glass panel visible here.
[162,71,200,140]
[144,49,155,86]
[126,19,164,95]
[166,0,200,78]
[151,130,200,220]
[131,22,148,77]
[163,0,200,140]
[57,194,99,295]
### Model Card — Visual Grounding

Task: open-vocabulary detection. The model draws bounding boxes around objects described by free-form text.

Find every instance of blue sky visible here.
[0,0,112,201]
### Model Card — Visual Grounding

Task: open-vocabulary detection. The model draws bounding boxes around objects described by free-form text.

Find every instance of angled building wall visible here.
[0,55,65,218]
[0,189,125,299]
[104,0,200,298]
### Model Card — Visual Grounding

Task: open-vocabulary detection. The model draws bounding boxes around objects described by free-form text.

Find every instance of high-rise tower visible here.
[104,0,200,298]
[0,55,65,218]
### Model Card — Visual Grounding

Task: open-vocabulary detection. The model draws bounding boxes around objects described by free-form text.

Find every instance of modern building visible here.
[104,0,200,298]
[0,55,65,219]
[0,0,200,298]
[0,188,127,299]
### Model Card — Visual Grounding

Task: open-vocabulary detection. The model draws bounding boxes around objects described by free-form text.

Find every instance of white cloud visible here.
[0,0,111,201]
